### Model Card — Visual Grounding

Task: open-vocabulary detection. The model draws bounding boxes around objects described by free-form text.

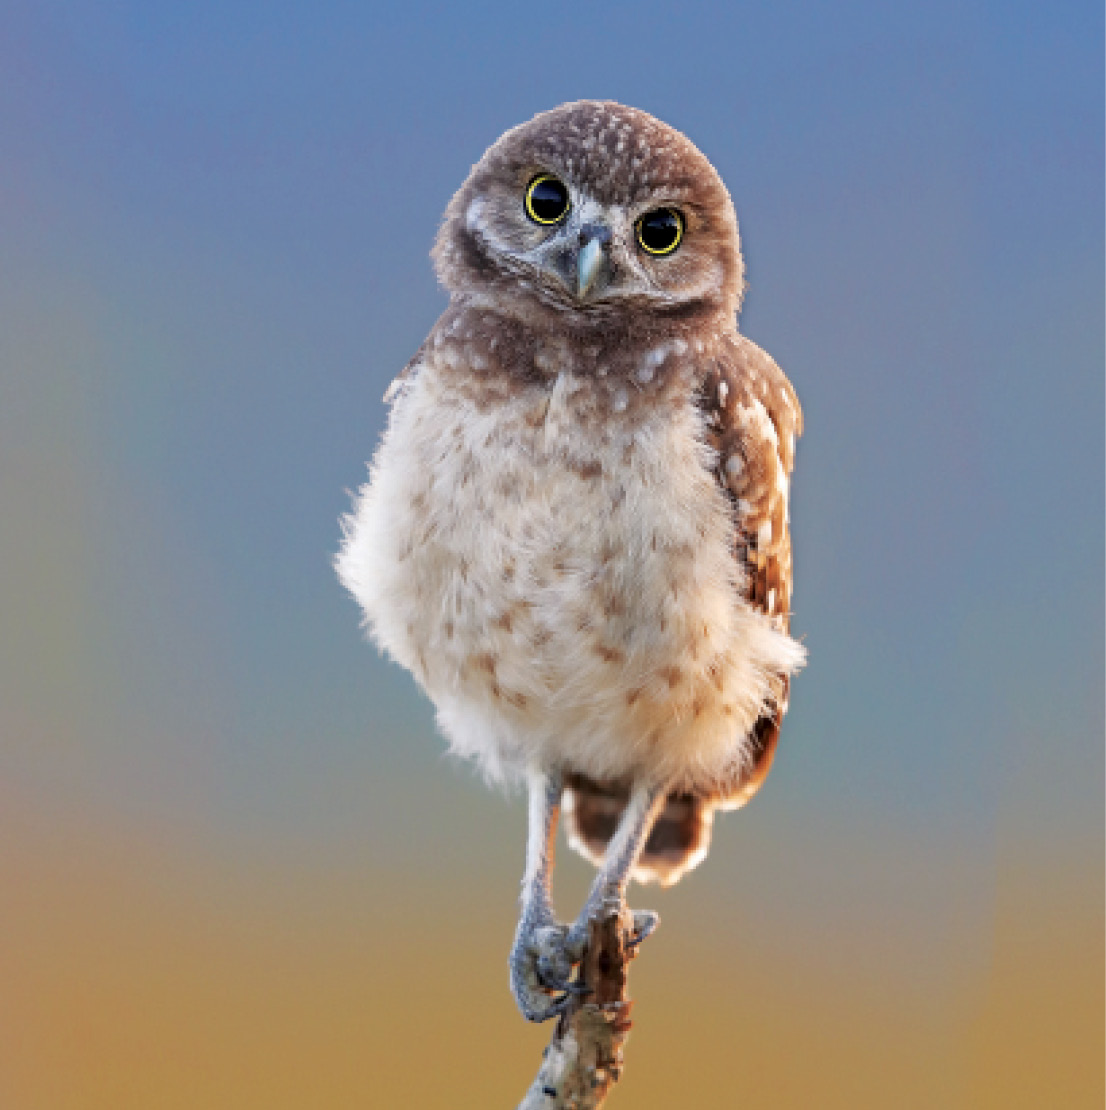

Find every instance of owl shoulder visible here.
[382,303,541,406]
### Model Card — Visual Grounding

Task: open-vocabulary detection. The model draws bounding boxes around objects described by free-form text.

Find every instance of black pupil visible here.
[640,209,680,252]
[529,178,568,221]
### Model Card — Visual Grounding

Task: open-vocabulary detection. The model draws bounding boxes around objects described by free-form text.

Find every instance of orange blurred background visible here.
[0,773,1100,1108]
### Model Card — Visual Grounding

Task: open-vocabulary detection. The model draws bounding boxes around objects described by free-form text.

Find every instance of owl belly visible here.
[339,368,798,791]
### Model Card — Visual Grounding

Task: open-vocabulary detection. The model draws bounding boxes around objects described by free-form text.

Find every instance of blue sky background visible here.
[0,2,1101,1106]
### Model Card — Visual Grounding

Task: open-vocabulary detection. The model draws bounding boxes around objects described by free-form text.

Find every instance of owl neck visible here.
[432,296,736,404]
[452,289,736,351]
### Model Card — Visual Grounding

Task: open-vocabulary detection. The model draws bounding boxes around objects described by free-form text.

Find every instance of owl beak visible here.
[576,224,612,300]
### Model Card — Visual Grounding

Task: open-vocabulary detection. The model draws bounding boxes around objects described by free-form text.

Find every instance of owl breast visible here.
[338,354,800,792]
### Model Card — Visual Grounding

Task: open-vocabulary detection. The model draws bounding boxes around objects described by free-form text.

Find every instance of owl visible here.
[337,101,804,1021]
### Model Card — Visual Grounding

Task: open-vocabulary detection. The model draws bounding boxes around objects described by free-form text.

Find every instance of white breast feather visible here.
[337,357,805,791]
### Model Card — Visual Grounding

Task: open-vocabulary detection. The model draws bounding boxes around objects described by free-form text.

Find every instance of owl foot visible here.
[627,908,660,948]
[565,895,661,955]
[509,916,590,1023]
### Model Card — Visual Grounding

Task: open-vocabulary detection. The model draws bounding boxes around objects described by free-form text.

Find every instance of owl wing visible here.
[697,332,802,807]
[700,333,801,630]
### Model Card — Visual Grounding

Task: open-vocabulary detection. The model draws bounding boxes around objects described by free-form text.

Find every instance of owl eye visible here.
[524,174,571,225]
[636,207,684,256]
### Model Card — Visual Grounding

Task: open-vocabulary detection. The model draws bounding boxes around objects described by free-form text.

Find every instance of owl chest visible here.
[384,370,738,707]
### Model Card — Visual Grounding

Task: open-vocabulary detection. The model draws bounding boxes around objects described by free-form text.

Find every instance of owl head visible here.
[433,101,744,325]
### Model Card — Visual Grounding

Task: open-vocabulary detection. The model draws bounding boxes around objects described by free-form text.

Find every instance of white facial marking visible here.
[465,196,485,233]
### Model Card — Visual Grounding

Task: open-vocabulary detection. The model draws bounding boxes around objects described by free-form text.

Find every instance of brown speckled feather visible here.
[701,332,801,632]
[696,332,801,808]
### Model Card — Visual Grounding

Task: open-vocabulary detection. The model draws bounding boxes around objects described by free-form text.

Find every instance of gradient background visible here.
[1,2,1102,1107]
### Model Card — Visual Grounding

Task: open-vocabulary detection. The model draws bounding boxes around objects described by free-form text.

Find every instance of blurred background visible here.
[0,2,1101,1106]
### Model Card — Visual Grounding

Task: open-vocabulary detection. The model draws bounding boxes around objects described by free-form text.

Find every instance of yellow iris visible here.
[636,208,684,256]
[525,174,571,225]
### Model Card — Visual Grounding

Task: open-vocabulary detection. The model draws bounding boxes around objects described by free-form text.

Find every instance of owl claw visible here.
[627,909,660,948]
[565,899,660,954]
[510,918,582,1022]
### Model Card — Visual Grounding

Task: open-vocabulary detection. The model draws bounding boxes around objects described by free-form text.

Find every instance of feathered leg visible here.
[509,769,580,1022]
[565,780,671,955]
[510,773,671,1022]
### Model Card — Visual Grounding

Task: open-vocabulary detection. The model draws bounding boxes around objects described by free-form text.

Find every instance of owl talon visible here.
[543,974,592,995]
[628,909,660,948]
[510,918,580,1022]
[565,894,660,953]
[536,969,585,995]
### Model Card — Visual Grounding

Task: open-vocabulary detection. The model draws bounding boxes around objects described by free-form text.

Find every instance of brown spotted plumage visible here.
[338,101,805,1019]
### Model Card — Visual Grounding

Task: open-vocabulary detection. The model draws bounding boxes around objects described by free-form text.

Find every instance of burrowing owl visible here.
[337,100,804,1021]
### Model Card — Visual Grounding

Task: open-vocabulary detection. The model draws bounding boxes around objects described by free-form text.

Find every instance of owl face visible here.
[434,101,745,323]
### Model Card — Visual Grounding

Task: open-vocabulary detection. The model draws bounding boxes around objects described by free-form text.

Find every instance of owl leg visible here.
[565,780,671,957]
[509,768,585,1022]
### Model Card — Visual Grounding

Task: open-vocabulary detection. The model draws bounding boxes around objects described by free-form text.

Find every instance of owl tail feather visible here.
[561,709,782,886]
[562,774,716,888]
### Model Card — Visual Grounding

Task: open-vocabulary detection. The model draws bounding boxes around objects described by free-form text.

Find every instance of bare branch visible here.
[517,896,641,1110]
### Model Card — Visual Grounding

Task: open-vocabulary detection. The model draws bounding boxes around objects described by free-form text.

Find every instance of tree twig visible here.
[516,896,640,1109]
